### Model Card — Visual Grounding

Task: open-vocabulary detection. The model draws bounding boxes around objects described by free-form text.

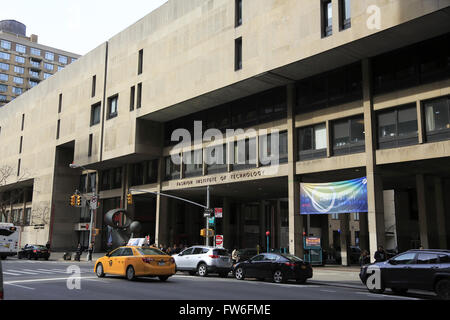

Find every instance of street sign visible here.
[214,208,223,218]
[203,208,214,217]
[208,217,215,225]
[215,235,223,248]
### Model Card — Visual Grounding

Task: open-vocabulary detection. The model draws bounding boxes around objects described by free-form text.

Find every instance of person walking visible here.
[359,249,370,266]
[87,242,94,261]
[75,243,82,261]
[45,241,51,251]
[374,245,387,262]
[232,248,238,264]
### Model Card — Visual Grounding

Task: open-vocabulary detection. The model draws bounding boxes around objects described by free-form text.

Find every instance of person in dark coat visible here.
[374,246,387,262]
[359,249,370,266]
[45,241,51,250]
[75,243,83,261]
[87,242,94,261]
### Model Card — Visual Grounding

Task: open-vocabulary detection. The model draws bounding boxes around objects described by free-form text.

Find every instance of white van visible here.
[0,223,20,260]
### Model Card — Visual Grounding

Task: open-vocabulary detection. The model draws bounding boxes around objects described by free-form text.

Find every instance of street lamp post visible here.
[70,163,96,261]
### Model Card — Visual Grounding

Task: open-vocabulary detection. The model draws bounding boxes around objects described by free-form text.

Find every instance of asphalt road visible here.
[1,258,428,300]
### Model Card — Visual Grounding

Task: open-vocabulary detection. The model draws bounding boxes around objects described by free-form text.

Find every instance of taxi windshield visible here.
[136,247,167,256]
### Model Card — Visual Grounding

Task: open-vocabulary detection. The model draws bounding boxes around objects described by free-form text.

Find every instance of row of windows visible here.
[0,84,22,95]
[0,52,26,64]
[164,131,289,181]
[322,0,351,38]
[1,39,72,64]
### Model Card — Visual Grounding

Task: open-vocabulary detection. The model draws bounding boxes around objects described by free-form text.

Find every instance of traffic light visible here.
[76,195,81,206]
[127,193,133,205]
[70,195,76,206]
[200,229,214,238]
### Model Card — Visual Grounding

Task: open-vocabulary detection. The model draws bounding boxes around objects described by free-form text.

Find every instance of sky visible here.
[0,0,168,55]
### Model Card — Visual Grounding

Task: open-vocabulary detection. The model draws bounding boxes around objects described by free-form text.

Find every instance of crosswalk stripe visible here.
[3,271,22,276]
[23,269,54,274]
[6,269,37,275]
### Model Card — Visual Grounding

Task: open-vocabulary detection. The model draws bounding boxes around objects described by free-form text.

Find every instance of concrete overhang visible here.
[141,7,450,123]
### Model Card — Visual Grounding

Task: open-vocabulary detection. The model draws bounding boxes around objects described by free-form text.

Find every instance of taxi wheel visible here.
[197,263,208,277]
[159,276,170,282]
[126,266,136,281]
[96,263,105,278]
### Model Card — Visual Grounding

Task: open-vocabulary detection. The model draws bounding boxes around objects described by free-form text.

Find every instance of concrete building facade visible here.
[0,20,80,107]
[0,0,449,265]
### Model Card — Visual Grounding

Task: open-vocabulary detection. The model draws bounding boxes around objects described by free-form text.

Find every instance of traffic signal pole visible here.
[206,185,210,247]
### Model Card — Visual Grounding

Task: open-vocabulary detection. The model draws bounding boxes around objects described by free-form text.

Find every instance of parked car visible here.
[233,252,313,284]
[0,259,3,300]
[95,246,175,281]
[173,246,232,277]
[235,248,258,263]
[17,245,50,260]
[360,249,450,300]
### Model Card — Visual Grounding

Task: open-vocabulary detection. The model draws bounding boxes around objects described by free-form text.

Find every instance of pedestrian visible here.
[166,246,172,255]
[374,245,387,262]
[75,243,82,261]
[359,249,370,266]
[87,242,94,261]
[45,241,51,251]
[232,248,238,264]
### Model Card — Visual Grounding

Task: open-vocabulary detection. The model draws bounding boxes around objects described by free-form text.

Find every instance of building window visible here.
[353,212,360,221]
[57,66,64,71]
[146,160,158,184]
[322,0,333,37]
[14,66,24,74]
[15,44,26,53]
[12,87,22,95]
[235,0,242,27]
[183,150,203,178]
[58,93,62,113]
[29,80,38,88]
[235,37,242,71]
[15,56,25,64]
[339,0,351,30]
[137,83,142,109]
[0,63,9,71]
[107,95,118,119]
[19,136,23,154]
[17,159,21,176]
[88,134,93,157]
[130,86,135,111]
[332,116,365,156]
[0,40,11,50]
[30,58,40,68]
[29,70,39,78]
[138,49,144,75]
[45,52,54,61]
[377,104,418,149]
[206,144,228,175]
[91,75,96,97]
[44,73,51,79]
[0,73,8,81]
[0,52,10,60]
[44,63,53,71]
[331,213,339,220]
[424,96,450,143]
[59,55,68,64]
[24,208,31,225]
[164,155,181,181]
[13,77,23,85]
[30,47,41,56]
[0,94,6,102]
[233,138,257,171]
[71,57,77,63]
[259,131,288,166]
[0,84,7,92]
[56,119,60,139]
[21,114,25,131]
[90,102,101,126]
[298,124,327,161]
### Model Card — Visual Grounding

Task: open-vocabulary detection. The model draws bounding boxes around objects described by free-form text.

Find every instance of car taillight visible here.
[33,250,37,253]
[285,262,296,267]
[142,258,154,264]
[209,255,220,259]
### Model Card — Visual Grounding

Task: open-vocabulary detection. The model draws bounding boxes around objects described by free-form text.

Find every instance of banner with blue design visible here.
[300,177,368,215]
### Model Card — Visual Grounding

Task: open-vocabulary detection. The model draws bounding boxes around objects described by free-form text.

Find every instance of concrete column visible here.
[362,58,386,262]
[223,197,231,250]
[434,177,447,249]
[287,83,304,257]
[416,174,429,249]
[155,157,169,247]
[259,200,266,249]
[339,213,350,266]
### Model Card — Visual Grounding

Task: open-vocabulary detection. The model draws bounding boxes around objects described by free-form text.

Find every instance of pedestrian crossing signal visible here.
[70,195,76,206]
[127,193,133,205]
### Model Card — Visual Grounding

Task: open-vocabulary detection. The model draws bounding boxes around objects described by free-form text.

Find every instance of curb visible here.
[308,280,366,290]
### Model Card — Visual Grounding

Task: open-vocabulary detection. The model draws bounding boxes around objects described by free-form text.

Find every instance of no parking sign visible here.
[215,235,224,248]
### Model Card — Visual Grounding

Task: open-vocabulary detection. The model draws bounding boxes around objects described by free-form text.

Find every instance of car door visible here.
[189,247,205,269]
[245,254,266,278]
[412,252,440,290]
[263,254,280,278]
[176,248,194,270]
[382,252,417,288]
[104,248,124,274]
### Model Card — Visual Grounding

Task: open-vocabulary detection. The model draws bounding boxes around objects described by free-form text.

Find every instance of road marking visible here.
[6,269,37,275]
[23,269,55,274]
[2,271,22,276]
[354,292,419,300]
[320,289,337,293]
[4,276,99,285]
[4,283,35,290]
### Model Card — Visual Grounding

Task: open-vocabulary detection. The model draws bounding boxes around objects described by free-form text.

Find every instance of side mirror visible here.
[388,259,396,265]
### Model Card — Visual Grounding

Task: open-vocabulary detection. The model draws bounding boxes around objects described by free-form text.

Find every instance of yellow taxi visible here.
[94,246,176,281]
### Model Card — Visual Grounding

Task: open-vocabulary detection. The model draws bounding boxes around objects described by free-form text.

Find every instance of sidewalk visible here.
[310,265,364,289]
[51,251,106,262]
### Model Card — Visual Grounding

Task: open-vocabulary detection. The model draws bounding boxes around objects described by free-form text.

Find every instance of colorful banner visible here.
[300,177,368,215]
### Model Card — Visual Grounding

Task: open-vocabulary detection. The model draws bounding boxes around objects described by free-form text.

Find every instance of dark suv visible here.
[360,249,450,300]
[0,259,3,300]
